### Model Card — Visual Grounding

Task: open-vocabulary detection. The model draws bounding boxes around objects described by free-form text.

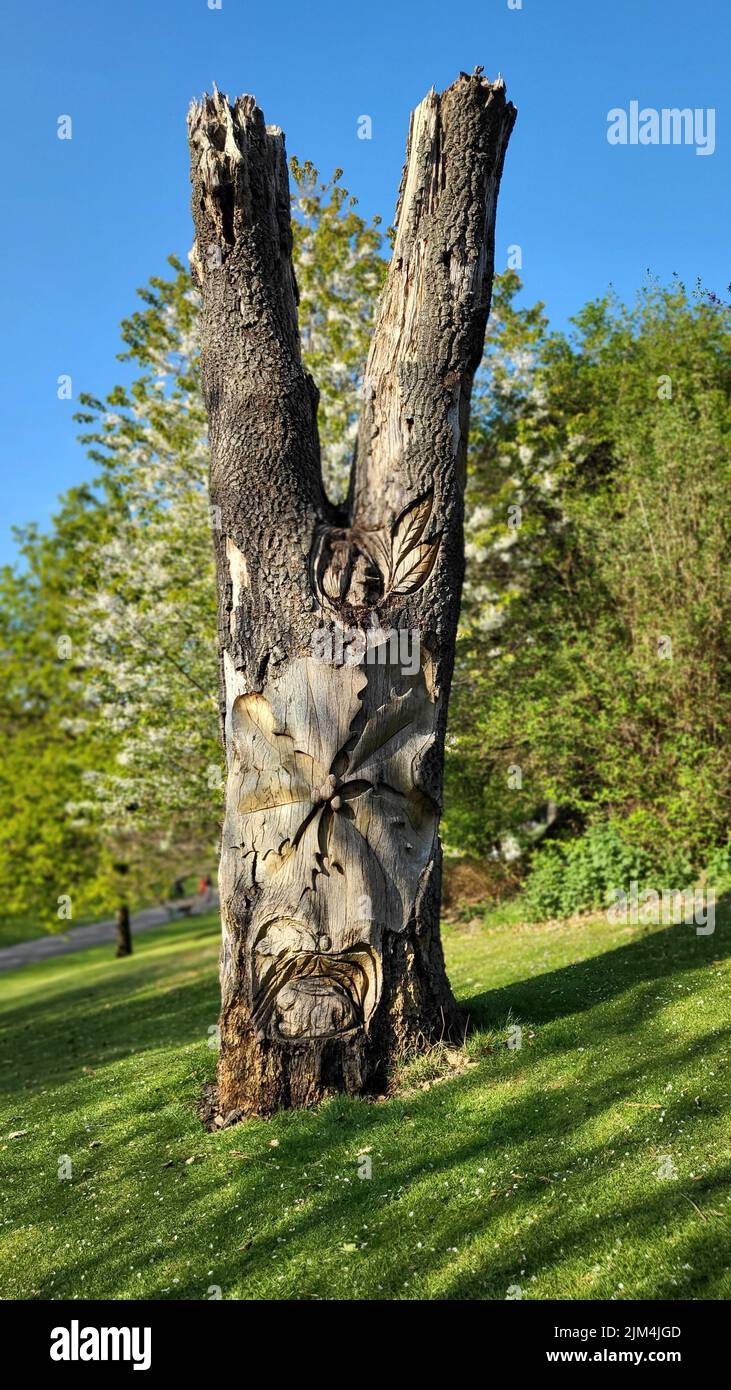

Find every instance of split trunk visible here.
[188,72,515,1115]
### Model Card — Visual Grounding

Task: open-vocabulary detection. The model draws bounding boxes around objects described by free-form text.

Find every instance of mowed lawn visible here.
[1,899,730,1301]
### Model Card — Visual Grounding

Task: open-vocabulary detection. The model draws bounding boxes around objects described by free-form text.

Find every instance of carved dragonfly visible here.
[231,658,436,904]
[228,657,439,1041]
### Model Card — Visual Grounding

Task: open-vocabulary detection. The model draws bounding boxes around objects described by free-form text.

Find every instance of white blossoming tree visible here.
[67,169,387,908]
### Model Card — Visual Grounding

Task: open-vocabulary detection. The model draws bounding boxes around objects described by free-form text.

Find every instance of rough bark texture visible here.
[188,73,516,1116]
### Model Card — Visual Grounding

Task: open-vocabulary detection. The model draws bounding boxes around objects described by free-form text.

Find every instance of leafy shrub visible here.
[705,839,731,890]
[523,819,694,921]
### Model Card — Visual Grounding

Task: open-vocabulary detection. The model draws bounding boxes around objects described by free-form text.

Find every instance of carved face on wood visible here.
[251,918,381,1041]
[223,654,438,1043]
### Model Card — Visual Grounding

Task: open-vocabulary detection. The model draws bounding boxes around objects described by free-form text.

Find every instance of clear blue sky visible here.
[0,0,727,565]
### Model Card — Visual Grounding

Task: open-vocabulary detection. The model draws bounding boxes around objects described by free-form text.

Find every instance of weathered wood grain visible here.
[188,71,516,1115]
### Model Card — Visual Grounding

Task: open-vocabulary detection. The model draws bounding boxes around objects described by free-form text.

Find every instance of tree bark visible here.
[188,73,515,1116]
[115,903,132,957]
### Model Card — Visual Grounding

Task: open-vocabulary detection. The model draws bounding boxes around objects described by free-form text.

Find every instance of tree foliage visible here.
[0,166,385,927]
[1,174,729,930]
[445,273,731,904]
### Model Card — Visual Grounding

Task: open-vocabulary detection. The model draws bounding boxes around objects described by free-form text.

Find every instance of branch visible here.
[351,73,516,532]
[187,89,326,606]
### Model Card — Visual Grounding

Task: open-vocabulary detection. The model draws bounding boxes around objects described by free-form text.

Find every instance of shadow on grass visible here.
[2,899,729,1300]
[464,896,731,1031]
[0,919,222,1101]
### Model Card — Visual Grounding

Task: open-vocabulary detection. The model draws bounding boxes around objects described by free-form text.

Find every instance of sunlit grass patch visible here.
[1,901,729,1300]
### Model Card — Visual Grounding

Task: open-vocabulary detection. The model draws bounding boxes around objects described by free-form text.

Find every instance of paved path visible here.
[0,898,218,974]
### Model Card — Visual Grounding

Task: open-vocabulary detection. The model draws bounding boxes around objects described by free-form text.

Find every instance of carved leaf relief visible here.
[390,536,442,594]
[390,491,433,558]
[313,489,442,609]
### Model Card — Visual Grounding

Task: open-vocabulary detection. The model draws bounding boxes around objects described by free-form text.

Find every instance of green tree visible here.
[0,498,113,928]
[0,166,386,933]
[445,273,731,905]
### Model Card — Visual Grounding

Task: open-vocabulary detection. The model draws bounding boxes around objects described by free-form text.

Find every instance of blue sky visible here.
[0,0,727,565]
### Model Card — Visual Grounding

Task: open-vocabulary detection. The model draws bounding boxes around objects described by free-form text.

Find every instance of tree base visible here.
[212,922,463,1119]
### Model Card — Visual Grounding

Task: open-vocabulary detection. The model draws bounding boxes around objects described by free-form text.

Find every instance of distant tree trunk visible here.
[188,72,515,1116]
[115,904,132,957]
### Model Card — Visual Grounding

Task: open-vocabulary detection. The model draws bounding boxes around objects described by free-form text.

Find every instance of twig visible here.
[680,1193,708,1223]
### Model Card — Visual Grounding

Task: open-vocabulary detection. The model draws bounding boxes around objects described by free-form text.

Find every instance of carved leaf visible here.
[345,686,420,779]
[233,692,287,753]
[357,526,391,583]
[321,563,345,601]
[390,491,434,567]
[233,693,316,815]
[390,535,442,595]
[239,779,313,815]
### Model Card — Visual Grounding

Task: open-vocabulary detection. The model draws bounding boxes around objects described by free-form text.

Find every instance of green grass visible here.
[0,879,209,949]
[1,899,730,1301]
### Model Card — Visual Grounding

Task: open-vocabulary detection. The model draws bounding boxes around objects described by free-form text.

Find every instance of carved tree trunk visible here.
[188,73,515,1116]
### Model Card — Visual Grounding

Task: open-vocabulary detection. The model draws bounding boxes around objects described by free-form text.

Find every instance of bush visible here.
[523,820,695,921]
[449,275,731,879]
[706,838,731,891]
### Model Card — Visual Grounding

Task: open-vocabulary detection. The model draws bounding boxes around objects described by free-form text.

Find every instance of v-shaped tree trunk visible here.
[188,73,515,1117]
